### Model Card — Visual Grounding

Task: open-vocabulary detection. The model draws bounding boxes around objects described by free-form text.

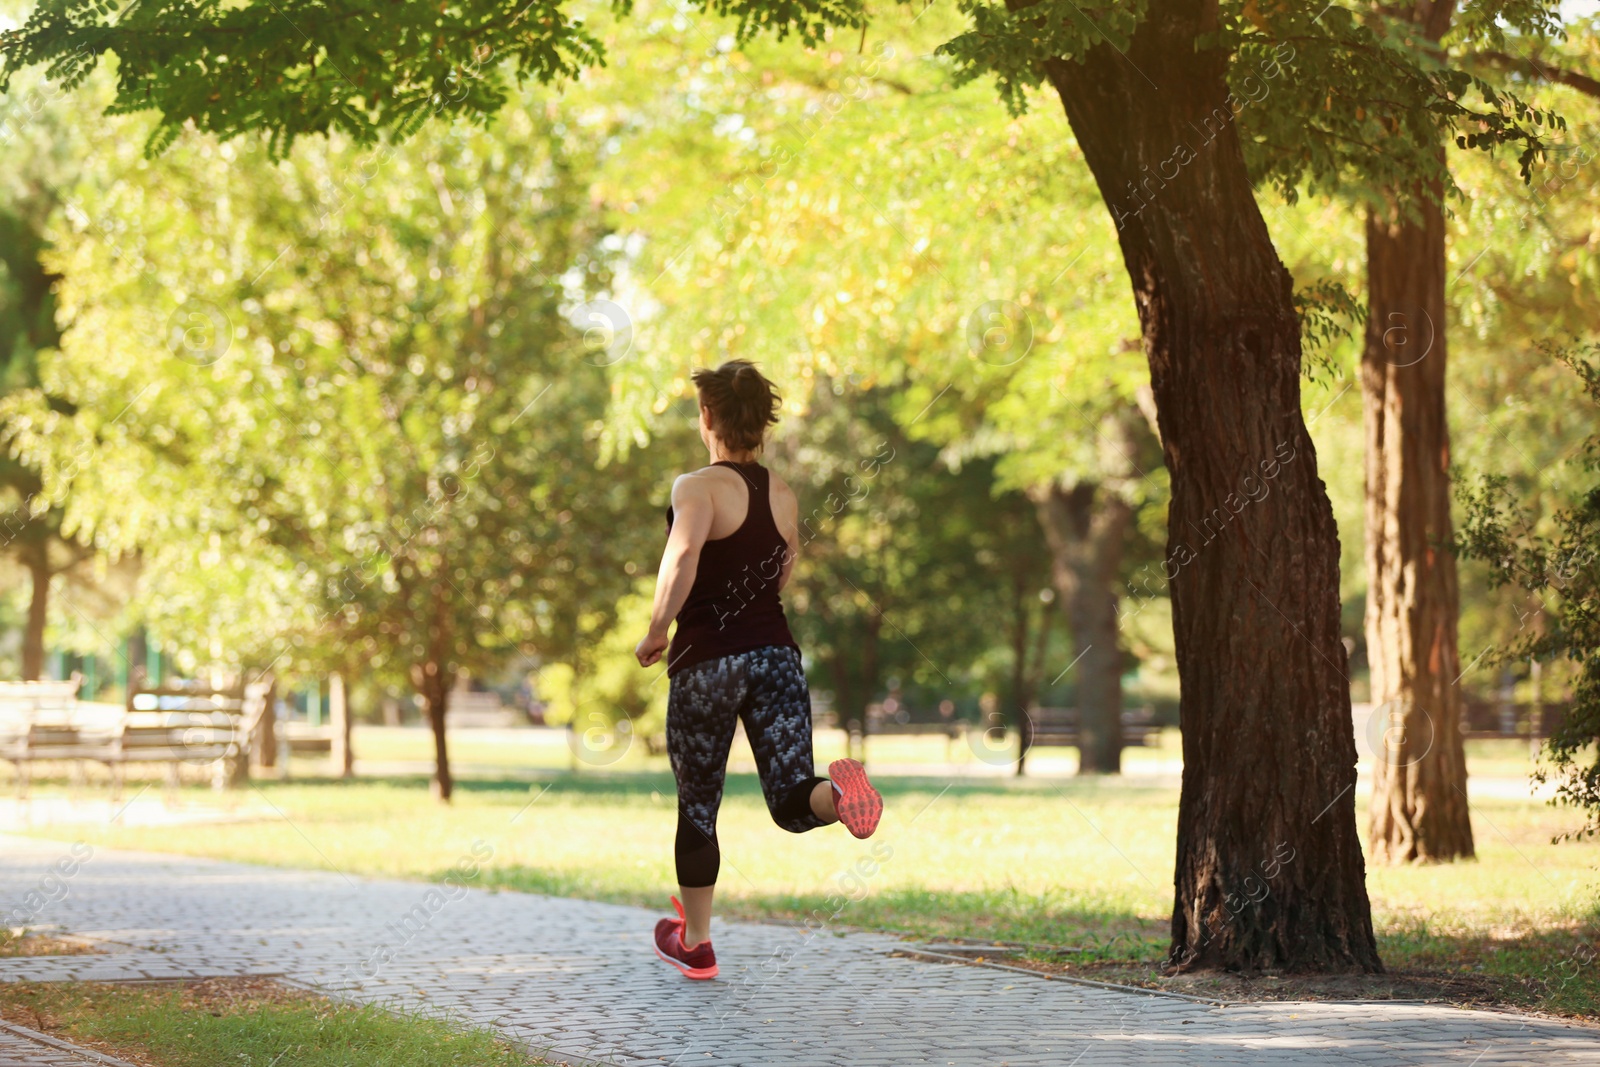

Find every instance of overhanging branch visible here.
[1469,50,1600,102]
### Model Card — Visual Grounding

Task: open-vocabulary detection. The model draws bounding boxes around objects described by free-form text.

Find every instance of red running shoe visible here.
[653,896,718,979]
[828,758,883,839]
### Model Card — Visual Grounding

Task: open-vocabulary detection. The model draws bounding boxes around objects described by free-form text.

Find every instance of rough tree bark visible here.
[1363,167,1475,864]
[1032,481,1131,774]
[1035,0,1381,971]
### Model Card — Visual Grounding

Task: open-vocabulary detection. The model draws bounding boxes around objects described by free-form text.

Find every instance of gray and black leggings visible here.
[667,645,827,887]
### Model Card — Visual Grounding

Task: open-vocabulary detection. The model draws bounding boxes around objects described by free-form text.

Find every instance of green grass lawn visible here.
[8,734,1596,1015]
[342,723,1192,776]
[0,978,545,1066]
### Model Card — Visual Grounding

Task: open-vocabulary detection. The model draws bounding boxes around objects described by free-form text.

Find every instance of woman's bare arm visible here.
[636,474,716,667]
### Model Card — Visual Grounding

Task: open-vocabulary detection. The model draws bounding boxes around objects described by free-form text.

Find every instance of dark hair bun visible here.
[692,360,780,453]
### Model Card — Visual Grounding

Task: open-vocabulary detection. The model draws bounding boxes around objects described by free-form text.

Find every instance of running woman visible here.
[635,360,882,981]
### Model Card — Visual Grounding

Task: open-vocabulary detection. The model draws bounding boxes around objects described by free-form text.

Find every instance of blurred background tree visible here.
[0,54,101,681]
[1,85,667,799]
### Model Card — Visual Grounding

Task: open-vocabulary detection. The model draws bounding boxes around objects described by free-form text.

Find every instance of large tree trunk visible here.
[21,540,49,681]
[1033,481,1131,774]
[1037,0,1380,972]
[1363,173,1475,864]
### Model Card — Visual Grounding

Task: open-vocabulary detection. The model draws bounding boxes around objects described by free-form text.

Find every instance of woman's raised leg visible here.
[743,646,881,838]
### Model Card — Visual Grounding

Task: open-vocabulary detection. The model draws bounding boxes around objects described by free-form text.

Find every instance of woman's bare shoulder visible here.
[766,469,799,512]
[670,469,720,502]
[675,465,736,487]
[766,465,796,491]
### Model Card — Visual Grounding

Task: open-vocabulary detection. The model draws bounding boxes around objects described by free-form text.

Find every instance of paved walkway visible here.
[0,835,1595,1066]
[0,1020,140,1066]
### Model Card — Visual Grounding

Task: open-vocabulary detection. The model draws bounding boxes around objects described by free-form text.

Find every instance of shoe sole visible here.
[829,758,882,839]
[653,942,718,979]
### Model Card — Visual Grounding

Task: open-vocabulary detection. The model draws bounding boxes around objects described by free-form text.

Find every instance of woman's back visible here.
[677,462,799,539]
[665,460,797,675]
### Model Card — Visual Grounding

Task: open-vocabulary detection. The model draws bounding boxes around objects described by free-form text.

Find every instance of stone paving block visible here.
[0,834,1597,1065]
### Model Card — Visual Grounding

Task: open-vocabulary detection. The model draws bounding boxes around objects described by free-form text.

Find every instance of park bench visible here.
[281,720,335,756]
[0,676,107,796]
[846,704,1163,766]
[861,715,966,759]
[1026,706,1162,749]
[104,677,274,799]
[1461,699,1568,741]
[862,719,965,738]
[449,689,524,729]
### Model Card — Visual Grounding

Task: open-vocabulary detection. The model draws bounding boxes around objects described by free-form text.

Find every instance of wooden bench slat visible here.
[1028,706,1163,748]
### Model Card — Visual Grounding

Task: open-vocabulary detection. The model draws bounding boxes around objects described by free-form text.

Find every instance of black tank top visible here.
[664,461,799,676]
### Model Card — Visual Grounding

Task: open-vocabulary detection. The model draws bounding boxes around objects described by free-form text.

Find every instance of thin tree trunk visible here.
[828,650,854,749]
[1014,587,1053,776]
[329,671,354,779]
[855,614,880,763]
[1033,482,1131,775]
[228,676,254,788]
[1036,0,1380,972]
[257,677,279,771]
[826,638,868,763]
[412,656,455,802]
[1007,564,1035,775]
[425,676,452,801]
[1016,695,1035,775]
[1363,172,1475,863]
[409,579,456,801]
[21,540,49,681]
[127,630,148,690]
[1008,566,1031,727]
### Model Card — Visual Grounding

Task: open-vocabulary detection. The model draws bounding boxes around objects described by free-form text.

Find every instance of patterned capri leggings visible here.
[667,645,827,887]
